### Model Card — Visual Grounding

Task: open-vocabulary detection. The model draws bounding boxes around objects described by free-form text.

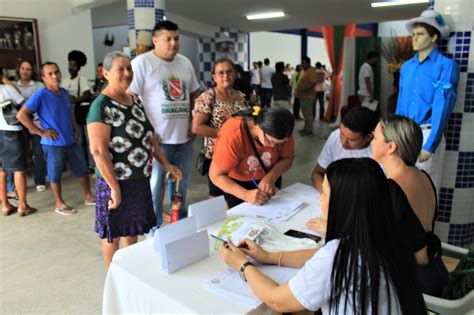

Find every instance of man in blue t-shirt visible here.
[17,62,95,215]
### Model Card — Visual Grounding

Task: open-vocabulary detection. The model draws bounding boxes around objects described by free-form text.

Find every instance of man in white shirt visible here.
[311,107,377,192]
[250,62,260,102]
[357,51,379,108]
[260,58,274,108]
[0,68,37,216]
[129,20,200,227]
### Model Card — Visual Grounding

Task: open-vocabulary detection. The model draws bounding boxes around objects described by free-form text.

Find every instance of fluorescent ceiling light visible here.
[371,0,428,7]
[246,12,285,20]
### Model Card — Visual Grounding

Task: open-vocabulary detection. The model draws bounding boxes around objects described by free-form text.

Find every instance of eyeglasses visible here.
[262,131,287,147]
[214,70,235,77]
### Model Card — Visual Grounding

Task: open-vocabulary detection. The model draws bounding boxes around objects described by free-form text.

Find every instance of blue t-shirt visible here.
[25,87,76,146]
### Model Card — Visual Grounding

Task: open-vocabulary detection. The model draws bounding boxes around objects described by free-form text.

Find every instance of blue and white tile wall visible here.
[127,0,165,54]
[198,27,249,87]
[434,0,474,246]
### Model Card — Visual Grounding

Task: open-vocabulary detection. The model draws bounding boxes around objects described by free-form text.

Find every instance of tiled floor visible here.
[0,119,333,314]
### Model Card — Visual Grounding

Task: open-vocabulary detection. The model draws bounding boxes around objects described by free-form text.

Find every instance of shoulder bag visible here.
[242,119,282,188]
[196,89,216,176]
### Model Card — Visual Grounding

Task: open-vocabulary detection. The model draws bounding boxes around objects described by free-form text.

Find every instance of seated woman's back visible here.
[393,168,436,232]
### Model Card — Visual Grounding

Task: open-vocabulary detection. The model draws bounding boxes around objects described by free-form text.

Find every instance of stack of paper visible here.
[227,196,304,224]
[204,264,299,308]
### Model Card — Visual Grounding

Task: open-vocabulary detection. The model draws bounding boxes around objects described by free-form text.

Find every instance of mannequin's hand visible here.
[418,149,432,162]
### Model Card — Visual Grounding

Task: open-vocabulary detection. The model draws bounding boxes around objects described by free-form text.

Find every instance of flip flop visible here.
[54,206,78,216]
[2,205,18,216]
[18,207,38,217]
[7,193,19,200]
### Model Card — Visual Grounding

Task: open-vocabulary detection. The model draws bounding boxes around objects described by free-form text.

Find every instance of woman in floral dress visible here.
[87,51,181,269]
[191,58,248,198]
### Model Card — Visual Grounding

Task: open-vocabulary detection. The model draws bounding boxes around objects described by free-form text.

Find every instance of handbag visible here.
[0,99,20,125]
[195,89,216,176]
[243,119,282,188]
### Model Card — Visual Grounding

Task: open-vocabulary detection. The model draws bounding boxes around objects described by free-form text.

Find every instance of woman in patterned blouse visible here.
[87,51,181,270]
[192,58,248,198]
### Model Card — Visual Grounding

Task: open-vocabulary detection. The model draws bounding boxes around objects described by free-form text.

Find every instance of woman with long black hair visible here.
[209,107,295,208]
[219,158,426,314]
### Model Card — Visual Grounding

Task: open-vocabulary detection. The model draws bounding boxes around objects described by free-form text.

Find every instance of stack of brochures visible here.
[227,196,304,224]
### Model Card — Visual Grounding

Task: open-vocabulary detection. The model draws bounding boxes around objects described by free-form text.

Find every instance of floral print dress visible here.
[87,94,156,241]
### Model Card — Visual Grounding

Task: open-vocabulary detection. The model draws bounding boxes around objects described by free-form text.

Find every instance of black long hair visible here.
[233,107,294,140]
[325,158,425,314]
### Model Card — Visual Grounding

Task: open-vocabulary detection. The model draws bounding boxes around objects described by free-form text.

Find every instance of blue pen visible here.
[251,178,259,189]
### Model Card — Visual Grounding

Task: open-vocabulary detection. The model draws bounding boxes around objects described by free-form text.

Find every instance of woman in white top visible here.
[219,158,426,314]
[15,60,46,192]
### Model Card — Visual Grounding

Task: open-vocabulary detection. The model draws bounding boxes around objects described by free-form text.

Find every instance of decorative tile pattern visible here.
[134,0,154,8]
[127,9,135,30]
[437,188,453,223]
[434,0,473,246]
[466,73,474,112]
[447,222,474,246]
[198,27,249,87]
[455,152,474,188]
[155,8,164,22]
[439,31,471,72]
[445,112,463,151]
[428,0,435,9]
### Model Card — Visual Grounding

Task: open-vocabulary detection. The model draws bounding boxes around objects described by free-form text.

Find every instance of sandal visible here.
[54,206,78,216]
[7,192,19,200]
[18,206,38,217]
[2,205,18,216]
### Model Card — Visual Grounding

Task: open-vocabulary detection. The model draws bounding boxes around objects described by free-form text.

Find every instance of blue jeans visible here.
[6,171,14,193]
[42,143,88,183]
[150,140,193,227]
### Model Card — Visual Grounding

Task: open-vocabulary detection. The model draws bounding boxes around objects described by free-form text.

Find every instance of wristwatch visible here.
[239,261,254,282]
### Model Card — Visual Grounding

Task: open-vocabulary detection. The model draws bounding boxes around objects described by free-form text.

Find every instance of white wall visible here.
[1,0,95,80]
[378,20,411,37]
[308,37,331,70]
[93,25,129,66]
[92,25,199,74]
[249,32,301,69]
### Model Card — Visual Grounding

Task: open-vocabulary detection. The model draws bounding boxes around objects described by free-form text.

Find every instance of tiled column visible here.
[127,0,165,55]
[198,27,249,87]
[432,0,474,246]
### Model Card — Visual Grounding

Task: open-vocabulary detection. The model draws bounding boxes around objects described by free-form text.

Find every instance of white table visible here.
[102,183,321,314]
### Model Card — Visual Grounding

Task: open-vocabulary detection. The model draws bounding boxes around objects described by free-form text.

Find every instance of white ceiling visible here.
[165,0,428,32]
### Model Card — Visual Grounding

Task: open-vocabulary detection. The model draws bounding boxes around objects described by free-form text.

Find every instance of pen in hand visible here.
[211,234,228,247]
[251,178,259,189]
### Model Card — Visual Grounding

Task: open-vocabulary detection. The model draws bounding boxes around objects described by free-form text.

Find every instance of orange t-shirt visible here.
[212,117,295,182]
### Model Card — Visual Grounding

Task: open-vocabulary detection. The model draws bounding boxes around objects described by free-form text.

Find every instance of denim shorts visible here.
[42,143,88,183]
[0,130,27,171]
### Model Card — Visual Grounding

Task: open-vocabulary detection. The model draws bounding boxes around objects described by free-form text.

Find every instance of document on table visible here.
[281,183,319,200]
[227,196,304,224]
[204,264,299,308]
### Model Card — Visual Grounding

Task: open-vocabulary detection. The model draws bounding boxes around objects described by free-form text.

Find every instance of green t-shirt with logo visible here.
[87,94,154,180]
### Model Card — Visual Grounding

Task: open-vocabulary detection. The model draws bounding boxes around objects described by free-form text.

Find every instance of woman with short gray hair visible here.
[87,51,181,269]
[371,114,448,296]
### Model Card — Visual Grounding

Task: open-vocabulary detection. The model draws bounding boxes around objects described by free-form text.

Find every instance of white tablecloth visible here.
[103,183,321,314]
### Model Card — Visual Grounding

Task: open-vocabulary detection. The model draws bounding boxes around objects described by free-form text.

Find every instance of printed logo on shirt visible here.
[163,75,187,101]
[246,152,272,174]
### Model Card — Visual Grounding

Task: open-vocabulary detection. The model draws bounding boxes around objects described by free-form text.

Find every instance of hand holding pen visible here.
[243,178,270,206]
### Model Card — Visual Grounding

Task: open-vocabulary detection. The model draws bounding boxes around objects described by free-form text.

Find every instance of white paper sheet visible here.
[188,196,227,229]
[281,183,319,200]
[153,216,197,253]
[204,264,299,308]
[228,196,304,224]
[162,230,210,273]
